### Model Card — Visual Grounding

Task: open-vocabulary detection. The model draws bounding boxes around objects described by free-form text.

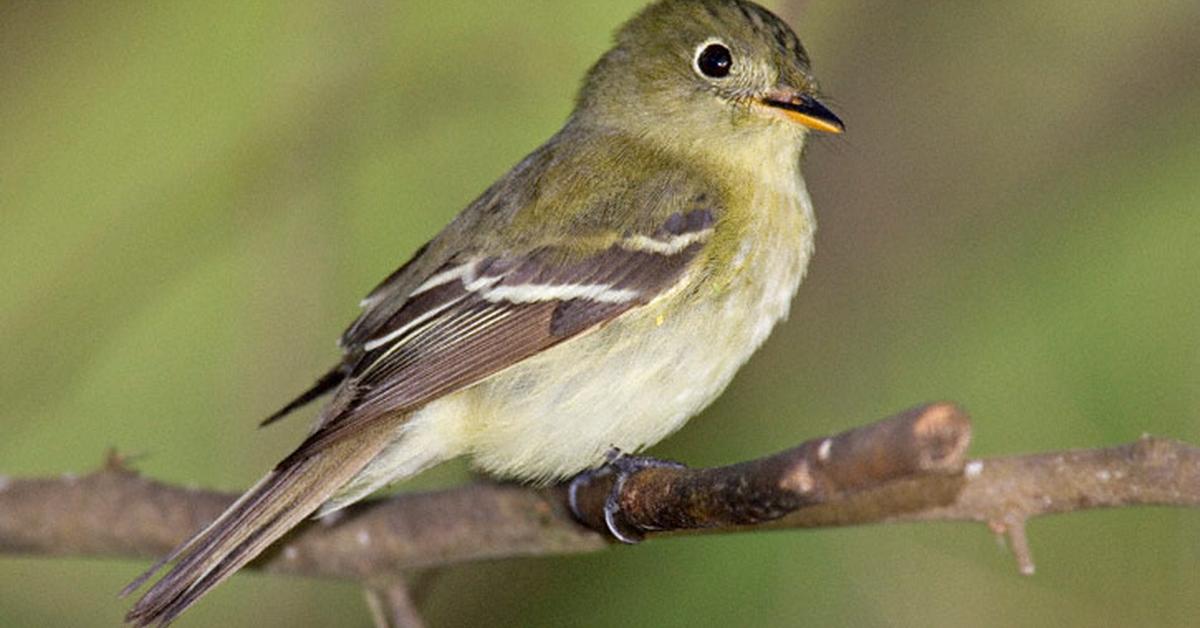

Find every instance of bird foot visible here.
[568,448,686,544]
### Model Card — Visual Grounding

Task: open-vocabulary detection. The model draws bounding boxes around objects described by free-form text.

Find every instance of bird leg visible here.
[568,448,686,544]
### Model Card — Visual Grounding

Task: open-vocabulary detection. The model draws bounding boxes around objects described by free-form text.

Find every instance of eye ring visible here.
[694,40,733,79]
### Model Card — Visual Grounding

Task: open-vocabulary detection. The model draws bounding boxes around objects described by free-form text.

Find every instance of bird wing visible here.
[283,205,718,464]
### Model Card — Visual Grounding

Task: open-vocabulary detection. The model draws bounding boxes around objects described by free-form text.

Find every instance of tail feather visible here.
[134,481,314,625]
[123,415,404,627]
[118,472,278,600]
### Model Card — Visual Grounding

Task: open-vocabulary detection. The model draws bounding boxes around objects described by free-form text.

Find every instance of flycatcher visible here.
[124,0,843,624]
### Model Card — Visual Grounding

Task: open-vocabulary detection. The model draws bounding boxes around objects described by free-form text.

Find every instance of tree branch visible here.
[2,403,1198,586]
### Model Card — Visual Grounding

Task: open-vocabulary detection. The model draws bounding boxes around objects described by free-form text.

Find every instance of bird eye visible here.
[695,42,733,79]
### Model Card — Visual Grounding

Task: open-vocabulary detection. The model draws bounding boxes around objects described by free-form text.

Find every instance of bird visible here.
[122,0,843,624]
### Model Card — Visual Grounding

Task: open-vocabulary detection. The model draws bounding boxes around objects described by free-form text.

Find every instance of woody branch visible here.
[2,403,1199,584]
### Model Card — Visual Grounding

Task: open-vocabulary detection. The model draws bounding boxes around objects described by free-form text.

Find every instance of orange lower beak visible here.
[762,93,844,134]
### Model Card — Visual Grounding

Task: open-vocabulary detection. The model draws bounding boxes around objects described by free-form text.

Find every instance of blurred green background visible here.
[3,1,1199,626]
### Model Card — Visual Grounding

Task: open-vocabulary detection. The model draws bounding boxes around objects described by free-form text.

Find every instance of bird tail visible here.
[122,414,404,627]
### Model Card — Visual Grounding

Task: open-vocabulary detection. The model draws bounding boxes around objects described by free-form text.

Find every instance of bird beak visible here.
[760,91,844,134]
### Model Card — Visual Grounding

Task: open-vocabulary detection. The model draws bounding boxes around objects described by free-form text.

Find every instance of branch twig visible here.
[364,579,426,628]
[2,403,1198,585]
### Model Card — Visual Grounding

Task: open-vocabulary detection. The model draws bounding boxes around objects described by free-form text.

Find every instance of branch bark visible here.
[2,403,1198,586]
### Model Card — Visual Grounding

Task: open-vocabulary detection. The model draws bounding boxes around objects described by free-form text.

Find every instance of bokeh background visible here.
[3,1,1199,626]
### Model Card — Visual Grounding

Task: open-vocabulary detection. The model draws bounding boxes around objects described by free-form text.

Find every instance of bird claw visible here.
[568,448,686,544]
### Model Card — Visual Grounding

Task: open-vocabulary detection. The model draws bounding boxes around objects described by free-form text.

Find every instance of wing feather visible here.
[286,209,716,462]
